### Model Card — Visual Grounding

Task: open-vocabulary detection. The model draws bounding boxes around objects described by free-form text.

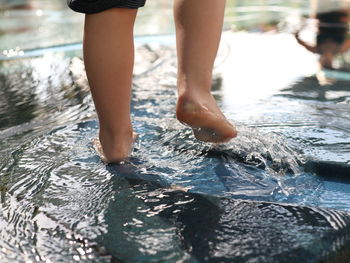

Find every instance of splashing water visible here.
[0,24,350,263]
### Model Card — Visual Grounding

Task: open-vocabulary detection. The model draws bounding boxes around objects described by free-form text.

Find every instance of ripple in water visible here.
[0,42,350,262]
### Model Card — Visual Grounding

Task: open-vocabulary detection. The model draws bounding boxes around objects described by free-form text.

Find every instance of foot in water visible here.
[176,91,237,143]
[93,128,136,164]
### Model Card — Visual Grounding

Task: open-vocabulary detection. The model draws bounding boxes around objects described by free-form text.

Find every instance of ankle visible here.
[97,126,135,163]
[177,88,214,111]
[95,128,134,163]
[177,77,212,98]
[99,125,133,142]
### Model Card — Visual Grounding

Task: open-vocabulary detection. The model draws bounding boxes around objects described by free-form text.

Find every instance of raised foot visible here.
[176,93,237,143]
[93,131,137,164]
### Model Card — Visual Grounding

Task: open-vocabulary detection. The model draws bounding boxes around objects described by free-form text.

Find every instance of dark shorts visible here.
[67,0,146,14]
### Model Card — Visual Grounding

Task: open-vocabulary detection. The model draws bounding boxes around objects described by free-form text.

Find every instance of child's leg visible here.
[84,8,137,163]
[174,0,237,142]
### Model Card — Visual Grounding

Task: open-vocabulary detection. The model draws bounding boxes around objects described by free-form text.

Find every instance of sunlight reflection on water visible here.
[0,1,350,262]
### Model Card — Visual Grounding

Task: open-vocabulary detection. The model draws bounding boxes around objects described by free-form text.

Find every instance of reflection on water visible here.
[0,36,350,261]
[0,0,350,262]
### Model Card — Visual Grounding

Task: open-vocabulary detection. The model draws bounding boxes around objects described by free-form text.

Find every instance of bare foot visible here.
[176,91,237,143]
[93,128,136,164]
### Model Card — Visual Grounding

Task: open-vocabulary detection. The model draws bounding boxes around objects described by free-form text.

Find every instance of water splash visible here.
[0,28,349,262]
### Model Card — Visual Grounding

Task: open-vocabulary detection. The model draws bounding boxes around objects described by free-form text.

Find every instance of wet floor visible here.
[1,0,350,262]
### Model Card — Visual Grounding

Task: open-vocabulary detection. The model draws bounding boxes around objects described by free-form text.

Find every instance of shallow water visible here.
[1,1,350,262]
[0,36,350,262]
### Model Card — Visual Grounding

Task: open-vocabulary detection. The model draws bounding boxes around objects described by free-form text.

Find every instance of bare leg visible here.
[174,0,237,143]
[84,8,137,163]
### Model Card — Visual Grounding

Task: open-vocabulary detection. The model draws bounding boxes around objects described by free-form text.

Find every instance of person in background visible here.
[295,10,350,69]
[67,0,237,163]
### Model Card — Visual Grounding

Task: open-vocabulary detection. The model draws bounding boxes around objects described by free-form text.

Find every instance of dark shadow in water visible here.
[205,148,298,174]
[0,71,37,129]
[0,58,91,131]
[94,168,350,263]
[305,160,350,182]
[280,74,350,103]
[106,159,171,188]
[277,73,350,181]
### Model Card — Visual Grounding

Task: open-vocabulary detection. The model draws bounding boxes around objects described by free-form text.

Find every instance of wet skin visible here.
[84,0,237,164]
[176,91,237,143]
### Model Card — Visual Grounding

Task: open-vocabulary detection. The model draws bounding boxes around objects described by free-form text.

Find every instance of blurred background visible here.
[0,0,324,51]
[2,0,350,69]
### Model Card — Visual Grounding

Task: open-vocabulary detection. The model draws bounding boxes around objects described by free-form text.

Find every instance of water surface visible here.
[0,1,350,262]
